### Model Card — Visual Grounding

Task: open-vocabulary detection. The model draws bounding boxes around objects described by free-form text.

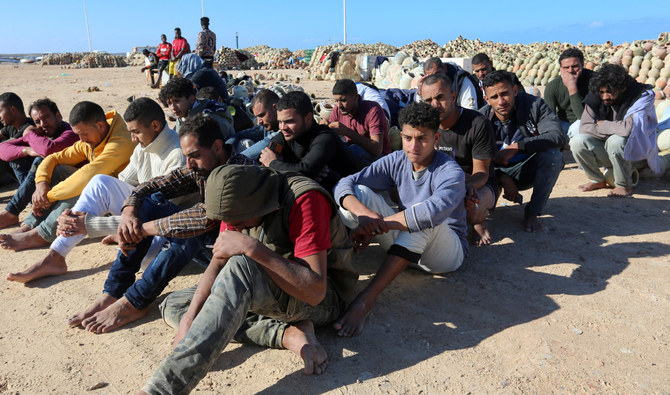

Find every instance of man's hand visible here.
[21,146,40,157]
[173,316,193,348]
[31,181,52,215]
[314,165,330,182]
[350,213,388,251]
[494,143,519,166]
[56,209,87,237]
[328,122,354,139]
[118,206,145,246]
[259,146,278,167]
[560,68,581,95]
[464,183,480,211]
[23,125,42,137]
[212,230,257,260]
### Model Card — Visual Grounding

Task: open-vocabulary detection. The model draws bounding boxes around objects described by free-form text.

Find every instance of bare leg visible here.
[578,180,609,192]
[467,186,494,246]
[473,222,492,246]
[282,320,328,375]
[0,210,19,230]
[498,173,519,203]
[0,228,48,252]
[66,293,117,327]
[523,213,546,233]
[334,253,411,337]
[608,186,633,198]
[7,248,68,283]
[81,296,148,333]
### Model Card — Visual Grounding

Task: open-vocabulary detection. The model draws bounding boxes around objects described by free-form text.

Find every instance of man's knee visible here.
[604,135,627,155]
[536,148,564,170]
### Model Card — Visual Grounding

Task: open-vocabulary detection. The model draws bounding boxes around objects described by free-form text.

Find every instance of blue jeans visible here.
[103,192,217,310]
[5,157,43,216]
[349,144,379,167]
[496,148,564,217]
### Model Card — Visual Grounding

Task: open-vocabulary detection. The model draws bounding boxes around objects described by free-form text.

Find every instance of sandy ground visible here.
[0,63,669,394]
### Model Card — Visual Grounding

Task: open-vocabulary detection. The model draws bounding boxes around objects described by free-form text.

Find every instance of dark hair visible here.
[161,34,166,39]
[0,92,24,113]
[178,112,225,148]
[422,72,454,91]
[251,89,280,108]
[423,57,443,73]
[142,49,150,56]
[558,48,584,66]
[276,91,313,117]
[589,63,633,95]
[123,97,166,128]
[200,16,210,26]
[195,86,220,101]
[175,27,181,32]
[28,98,59,116]
[482,70,515,89]
[159,77,196,106]
[332,79,358,95]
[398,102,440,132]
[69,101,106,126]
[472,53,491,66]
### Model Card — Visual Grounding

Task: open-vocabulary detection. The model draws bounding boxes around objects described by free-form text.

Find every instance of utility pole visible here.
[236,32,239,49]
[201,0,204,16]
[83,0,92,52]
[343,0,347,45]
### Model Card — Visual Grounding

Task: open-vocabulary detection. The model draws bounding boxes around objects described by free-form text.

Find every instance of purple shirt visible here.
[334,150,468,256]
[0,122,78,162]
[329,98,391,155]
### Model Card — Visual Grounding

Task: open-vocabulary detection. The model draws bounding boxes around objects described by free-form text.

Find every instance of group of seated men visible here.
[0,46,660,393]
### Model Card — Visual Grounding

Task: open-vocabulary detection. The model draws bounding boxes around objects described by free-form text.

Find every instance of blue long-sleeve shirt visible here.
[334,150,468,257]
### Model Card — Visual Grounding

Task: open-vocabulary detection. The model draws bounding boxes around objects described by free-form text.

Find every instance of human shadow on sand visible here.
[199,192,669,393]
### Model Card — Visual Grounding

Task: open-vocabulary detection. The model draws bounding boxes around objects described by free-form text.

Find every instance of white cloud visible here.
[589,21,604,28]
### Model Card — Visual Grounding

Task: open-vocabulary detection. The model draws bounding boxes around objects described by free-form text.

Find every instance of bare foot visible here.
[608,186,633,198]
[81,297,148,333]
[282,320,328,375]
[0,210,19,230]
[333,298,371,337]
[473,222,492,246]
[523,214,546,233]
[66,293,117,327]
[578,180,609,192]
[0,229,48,251]
[7,249,68,283]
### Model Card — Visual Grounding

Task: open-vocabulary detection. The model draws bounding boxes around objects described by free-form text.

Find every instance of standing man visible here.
[544,48,594,139]
[328,79,391,166]
[154,34,172,88]
[570,64,658,197]
[332,102,467,337]
[480,71,566,232]
[421,73,498,245]
[170,28,190,78]
[195,16,216,69]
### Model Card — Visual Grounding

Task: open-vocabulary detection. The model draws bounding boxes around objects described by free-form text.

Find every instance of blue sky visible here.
[1,0,668,54]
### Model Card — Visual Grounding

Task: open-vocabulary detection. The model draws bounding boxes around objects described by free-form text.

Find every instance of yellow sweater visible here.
[35,110,136,202]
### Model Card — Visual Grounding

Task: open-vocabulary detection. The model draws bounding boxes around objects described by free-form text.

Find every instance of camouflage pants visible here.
[143,254,344,395]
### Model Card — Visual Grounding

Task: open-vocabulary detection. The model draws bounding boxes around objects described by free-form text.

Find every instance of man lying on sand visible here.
[138,165,357,393]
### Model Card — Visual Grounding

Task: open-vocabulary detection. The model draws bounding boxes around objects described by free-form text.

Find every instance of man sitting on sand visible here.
[261,90,363,192]
[480,71,566,232]
[544,48,594,139]
[159,76,234,138]
[0,98,78,230]
[227,89,281,159]
[570,64,658,197]
[65,113,255,334]
[0,92,34,184]
[421,73,498,246]
[328,79,391,166]
[421,57,483,109]
[137,165,357,394]
[2,101,134,266]
[332,102,467,337]
[14,98,184,284]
